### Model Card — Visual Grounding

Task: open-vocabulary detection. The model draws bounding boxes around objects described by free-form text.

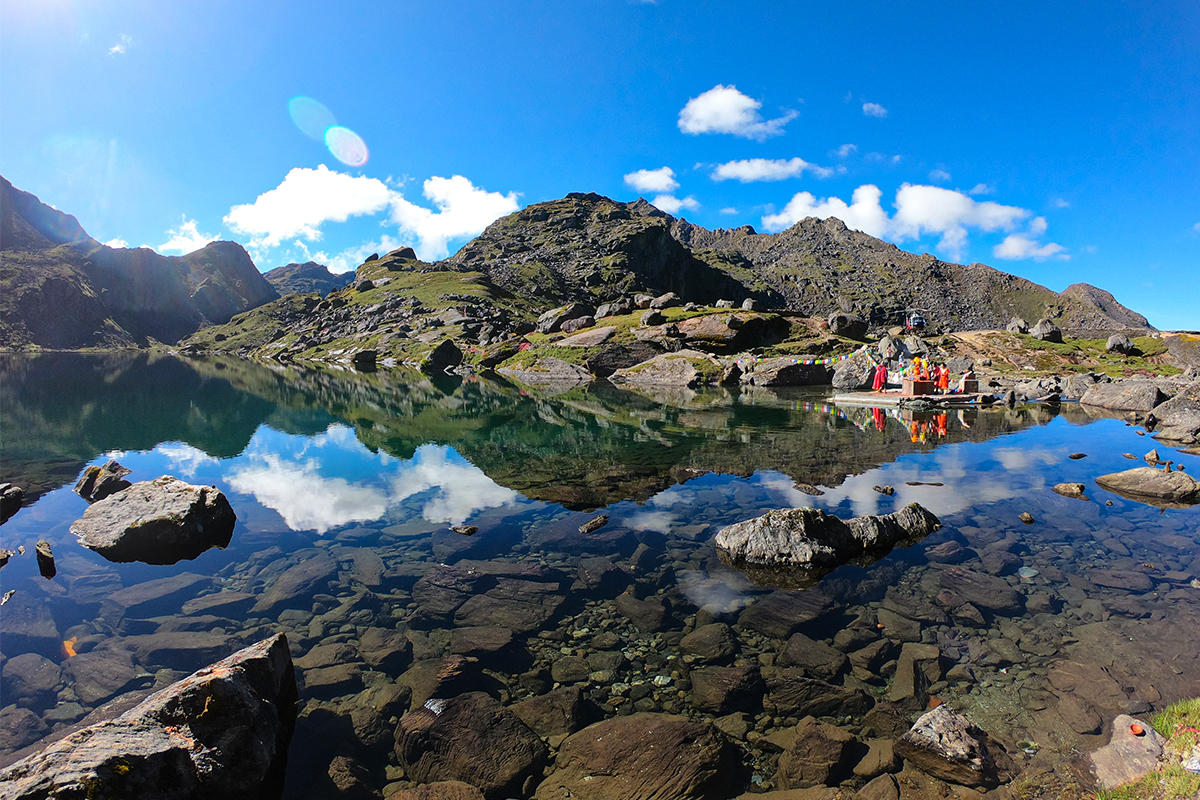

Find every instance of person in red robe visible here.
[872,362,887,391]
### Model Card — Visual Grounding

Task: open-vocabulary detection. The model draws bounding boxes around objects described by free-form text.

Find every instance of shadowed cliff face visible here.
[0,176,278,348]
[1,352,1079,510]
[264,261,355,297]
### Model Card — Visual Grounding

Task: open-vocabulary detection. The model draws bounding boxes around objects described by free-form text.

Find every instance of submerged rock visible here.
[894,704,1013,787]
[394,691,546,798]
[533,713,740,800]
[70,476,236,565]
[1080,381,1169,413]
[0,634,297,800]
[715,503,940,587]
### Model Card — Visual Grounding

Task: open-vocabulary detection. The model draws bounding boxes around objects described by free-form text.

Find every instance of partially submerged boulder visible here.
[741,357,831,387]
[894,704,1013,787]
[498,357,592,388]
[1095,467,1200,505]
[1090,714,1167,790]
[0,634,297,800]
[419,340,464,375]
[1147,383,1200,445]
[715,503,940,587]
[70,476,236,565]
[0,482,23,523]
[74,460,133,502]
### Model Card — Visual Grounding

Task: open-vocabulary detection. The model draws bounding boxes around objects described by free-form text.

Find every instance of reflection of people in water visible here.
[934,412,948,437]
[872,406,886,431]
[958,409,972,428]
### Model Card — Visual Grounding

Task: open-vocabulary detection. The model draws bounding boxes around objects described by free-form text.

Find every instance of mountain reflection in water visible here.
[1,352,1197,799]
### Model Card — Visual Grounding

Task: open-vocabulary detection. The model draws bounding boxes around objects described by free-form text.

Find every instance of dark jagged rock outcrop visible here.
[894,704,1014,787]
[1,176,278,349]
[263,261,354,297]
[0,634,297,800]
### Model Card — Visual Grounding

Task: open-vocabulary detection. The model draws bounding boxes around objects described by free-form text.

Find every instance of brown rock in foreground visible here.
[894,704,1013,787]
[0,634,297,800]
[534,712,741,800]
[394,692,546,798]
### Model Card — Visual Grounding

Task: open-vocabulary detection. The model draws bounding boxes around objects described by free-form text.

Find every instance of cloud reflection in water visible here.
[224,427,520,533]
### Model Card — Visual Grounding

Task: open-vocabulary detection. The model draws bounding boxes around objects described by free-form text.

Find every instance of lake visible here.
[1,352,1198,797]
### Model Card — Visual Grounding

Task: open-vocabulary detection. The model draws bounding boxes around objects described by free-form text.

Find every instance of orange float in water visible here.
[1130,723,1145,736]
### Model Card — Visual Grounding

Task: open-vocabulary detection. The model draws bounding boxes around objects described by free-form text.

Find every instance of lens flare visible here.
[288,96,336,141]
[325,126,368,167]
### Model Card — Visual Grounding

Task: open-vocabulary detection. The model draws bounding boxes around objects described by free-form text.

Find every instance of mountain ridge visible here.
[1,176,278,348]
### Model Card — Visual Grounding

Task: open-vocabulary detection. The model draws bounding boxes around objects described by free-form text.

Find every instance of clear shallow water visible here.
[1,353,1198,797]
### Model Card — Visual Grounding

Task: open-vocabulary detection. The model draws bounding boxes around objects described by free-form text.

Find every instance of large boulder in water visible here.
[69,476,236,565]
[1147,383,1200,445]
[715,503,940,585]
[419,339,464,374]
[832,351,877,390]
[611,350,723,387]
[0,634,298,800]
[894,704,1014,787]
[1030,318,1063,342]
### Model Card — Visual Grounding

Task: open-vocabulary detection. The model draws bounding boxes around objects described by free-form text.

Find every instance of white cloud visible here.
[994,235,1068,260]
[678,84,797,141]
[968,183,993,195]
[1052,198,1070,208]
[158,217,216,255]
[993,218,1068,260]
[835,143,857,158]
[108,34,132,56]
[389,175,520,261]
[650,194,700,215]
[762,184,888,237]
[719,207,738,215]
[103,237,129,248]
[1193,222,1200,233]
[711,157,828,183]
[890,183,1029,261]
[224,165,391,250]
[862,102,888,118]
[624,167,679,194]
[929,169,951,182]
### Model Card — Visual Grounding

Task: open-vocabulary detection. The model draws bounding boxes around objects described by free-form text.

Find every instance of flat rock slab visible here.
[1095,467,1200,504]
[1080,382,1169,412]
[937,567,1024,615]
[70,476,236,565]
[556,325,616,347]
[101,573,212,621]
[252,551,338,613]
[0,634,297,800]
[1090,714,1166,789]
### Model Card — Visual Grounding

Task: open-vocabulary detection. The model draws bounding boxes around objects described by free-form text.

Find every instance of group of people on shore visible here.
[870,355,976,395]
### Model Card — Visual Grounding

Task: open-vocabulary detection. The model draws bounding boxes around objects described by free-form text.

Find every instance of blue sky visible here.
[2,1,1197,329]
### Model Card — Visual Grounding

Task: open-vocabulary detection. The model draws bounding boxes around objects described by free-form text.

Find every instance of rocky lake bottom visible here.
[0,353,1198,799]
